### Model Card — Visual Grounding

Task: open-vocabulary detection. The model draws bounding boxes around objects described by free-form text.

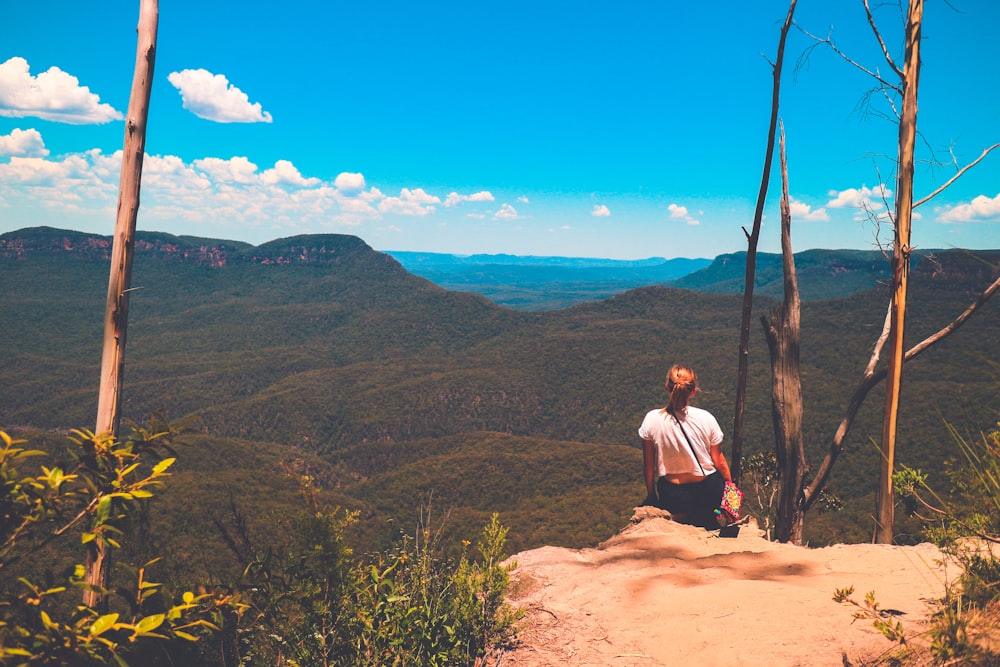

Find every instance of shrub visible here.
[216,487,522,666]
[0,426,237,666]
[892,423,1000,664]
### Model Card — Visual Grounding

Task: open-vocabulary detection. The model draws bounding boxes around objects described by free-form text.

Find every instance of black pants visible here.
[656,472,725,529]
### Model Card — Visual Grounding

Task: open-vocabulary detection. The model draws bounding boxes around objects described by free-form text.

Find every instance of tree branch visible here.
[803,271,1000,510]
[797,25,901,93]
[913,143,1000,209]
[862,0,904,78]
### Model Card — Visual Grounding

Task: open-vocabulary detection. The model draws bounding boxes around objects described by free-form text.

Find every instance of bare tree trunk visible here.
[875,0,922,544]
[86,0,158,610]
[761,124,805,544]
[733,0,798,484]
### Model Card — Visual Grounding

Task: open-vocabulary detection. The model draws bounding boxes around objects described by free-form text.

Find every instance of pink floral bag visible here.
[718,481,744,525]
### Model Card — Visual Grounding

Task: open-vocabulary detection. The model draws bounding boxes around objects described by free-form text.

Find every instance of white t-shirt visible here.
[638,406,723,478]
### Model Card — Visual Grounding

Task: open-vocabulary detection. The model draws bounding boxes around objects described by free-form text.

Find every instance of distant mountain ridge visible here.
[2,226,996,309]
[387,250,713,309]
[0,226,392,270]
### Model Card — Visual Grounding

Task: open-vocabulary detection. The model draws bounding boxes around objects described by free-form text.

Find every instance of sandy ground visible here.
[499,507,951,667]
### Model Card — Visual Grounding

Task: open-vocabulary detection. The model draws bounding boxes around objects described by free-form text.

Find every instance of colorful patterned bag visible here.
[719,481,744,525]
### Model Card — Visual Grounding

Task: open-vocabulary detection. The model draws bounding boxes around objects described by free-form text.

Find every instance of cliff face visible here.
[0,226,387,270]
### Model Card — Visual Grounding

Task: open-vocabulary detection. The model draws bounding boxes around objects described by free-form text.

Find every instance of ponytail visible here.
[665,365,697,416]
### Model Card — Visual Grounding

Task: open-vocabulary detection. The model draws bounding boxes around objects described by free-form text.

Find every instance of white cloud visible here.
[167,69,273,123]
[826,184,892,209]
[667,202,700,225]
[668,203,688,218]
[193,156,259,183]
[404,188,440,205]
[0,132,537,239]
[0,139,386,236]
[0,57,122,124]
[494,203,520,220]
[591,204,611,217]
[378,188,441,216]
[0,154,94,185]
[517,196,530,204]
[334,172,366,195]
[937,193,1000,223]
[788,198,830,222]
[0,149,119,218]
[261,160,320,187]
[826,184,893,222]
[444,190,495,207]
[0,128,49,157]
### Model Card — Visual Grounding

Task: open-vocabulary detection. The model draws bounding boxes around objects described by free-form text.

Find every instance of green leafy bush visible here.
[2,429,522,666]
[0,427,237,666]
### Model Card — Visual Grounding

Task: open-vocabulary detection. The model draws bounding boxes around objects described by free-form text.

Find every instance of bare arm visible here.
[641,438,657,502]
[710,445,732,483]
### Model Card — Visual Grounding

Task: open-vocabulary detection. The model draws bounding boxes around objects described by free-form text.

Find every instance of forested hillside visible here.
[2,226,998,555]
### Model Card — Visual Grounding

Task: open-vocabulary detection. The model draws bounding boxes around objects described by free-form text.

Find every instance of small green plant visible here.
[220,483,522,666]
[0,426,239,666]
[834,586,906,644]
[742,451,779,539]
[348,511,522,666]
[891,422,1000,664]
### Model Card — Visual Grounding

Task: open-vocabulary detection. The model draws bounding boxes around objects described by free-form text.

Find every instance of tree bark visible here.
[732,0,798,484]
[875,0,922,544]
[86,0,158,610]
[761,124,805,544]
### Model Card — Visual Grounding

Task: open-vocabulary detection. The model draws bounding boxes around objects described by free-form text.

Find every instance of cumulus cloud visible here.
[788,198,830,222]
[517,196,530,204]
[668,203,700,225]
[937,193,1000,223]
[494,203,520,220]
[591,204,611,217]
[0,137,383,236]
[192,156,260,183]
[0,130,502,239]
[0,57,122,124]
[261,160,321,187]
[334,172,366,195]
[444,190,495,207]
[378,188,441,216]
[0,154,95,185]
[826,184,891,209]
[0,128,49,157]
[0,149,120,219]
[167,69,273,123]
[826,184,893,222]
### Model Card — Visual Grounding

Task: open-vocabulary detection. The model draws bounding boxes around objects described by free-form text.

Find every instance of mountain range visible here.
[2,226,998,567]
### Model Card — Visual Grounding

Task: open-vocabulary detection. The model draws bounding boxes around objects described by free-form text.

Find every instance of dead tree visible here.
[761,124,806,544]
[875,0,922,544]
[732,0,798,484]
[86,0,159,610]
[759,1,999,543]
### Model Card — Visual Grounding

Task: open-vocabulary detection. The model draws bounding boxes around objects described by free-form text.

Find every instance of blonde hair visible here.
[664,365,698,416]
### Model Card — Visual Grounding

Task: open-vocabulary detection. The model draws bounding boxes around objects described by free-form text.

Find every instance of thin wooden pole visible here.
[875,0,921,545]
[86,0,158,609]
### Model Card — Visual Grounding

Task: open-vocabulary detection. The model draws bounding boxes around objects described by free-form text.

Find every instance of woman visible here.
[638,365,733,528]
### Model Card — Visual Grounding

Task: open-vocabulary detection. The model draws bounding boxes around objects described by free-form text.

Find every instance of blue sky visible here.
[1,1,998,259]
